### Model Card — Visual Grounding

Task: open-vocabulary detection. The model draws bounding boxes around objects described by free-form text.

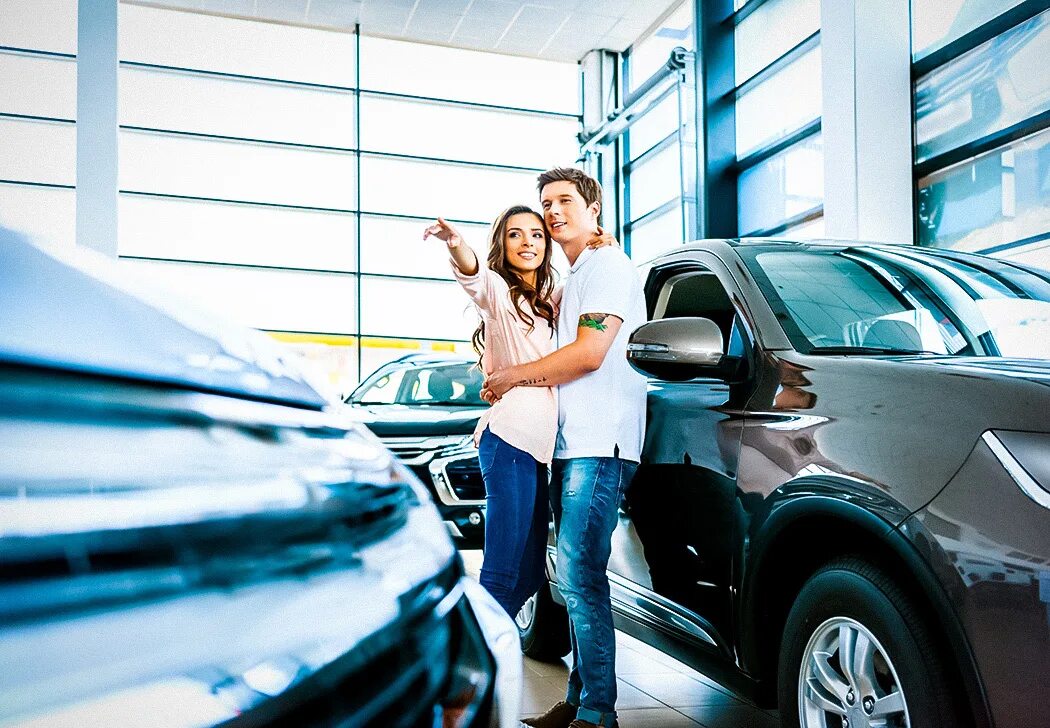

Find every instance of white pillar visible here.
[820,0,913,244]
[76,0,119,256]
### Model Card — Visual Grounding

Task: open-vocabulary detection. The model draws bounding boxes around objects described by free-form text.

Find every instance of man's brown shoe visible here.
[568,720,618,728]
[520,700,577,728]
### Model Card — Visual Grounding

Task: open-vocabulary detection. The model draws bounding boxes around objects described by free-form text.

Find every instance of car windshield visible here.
[742,246,1050,359]
[349,361,486,406]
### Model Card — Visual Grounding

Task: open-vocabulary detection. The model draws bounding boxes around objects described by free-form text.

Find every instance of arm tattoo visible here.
[518,375,548,386]
[579,312,611,332]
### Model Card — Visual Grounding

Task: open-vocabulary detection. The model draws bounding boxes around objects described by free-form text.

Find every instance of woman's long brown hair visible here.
[471,205,557,361]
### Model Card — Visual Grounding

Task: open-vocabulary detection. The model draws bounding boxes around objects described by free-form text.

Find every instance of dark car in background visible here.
[0,230,522,727]
[520,240,1050,728]
[346,354,488,548]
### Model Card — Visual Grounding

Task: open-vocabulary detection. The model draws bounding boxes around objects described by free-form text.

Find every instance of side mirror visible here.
[626,317,725,381]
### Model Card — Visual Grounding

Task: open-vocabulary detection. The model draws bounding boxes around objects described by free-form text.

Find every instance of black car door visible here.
[608,254,760,657]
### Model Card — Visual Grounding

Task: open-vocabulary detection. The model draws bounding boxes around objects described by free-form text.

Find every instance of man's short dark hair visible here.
[537,167,602,209]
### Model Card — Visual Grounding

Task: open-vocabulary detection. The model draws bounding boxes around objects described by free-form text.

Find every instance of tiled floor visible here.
[520,632,781,728]
[461,551,782,728]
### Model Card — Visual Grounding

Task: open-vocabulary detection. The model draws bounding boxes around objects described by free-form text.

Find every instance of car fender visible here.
[738,479,991,727]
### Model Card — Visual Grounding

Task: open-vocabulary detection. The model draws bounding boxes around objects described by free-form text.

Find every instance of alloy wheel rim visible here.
[797,617,910,728]
[515,592,537,631]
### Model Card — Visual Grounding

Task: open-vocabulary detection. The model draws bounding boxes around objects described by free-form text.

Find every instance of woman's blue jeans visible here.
[550,456,637,726]
[477,428,549,618]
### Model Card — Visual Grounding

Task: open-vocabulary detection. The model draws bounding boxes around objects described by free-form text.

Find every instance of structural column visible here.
[820,0,913,244]
[76,0,119,256]
[579,49,622,235]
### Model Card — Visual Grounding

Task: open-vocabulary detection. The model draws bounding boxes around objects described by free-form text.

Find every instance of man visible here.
[482,168,647,728]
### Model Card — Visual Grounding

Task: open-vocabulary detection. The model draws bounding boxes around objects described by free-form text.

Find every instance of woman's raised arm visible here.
[423,217,478,275]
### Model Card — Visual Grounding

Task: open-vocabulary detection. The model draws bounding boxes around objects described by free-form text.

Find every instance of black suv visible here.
[520,240,1049,728]
[0,230,522,727]
[346,354,488,547]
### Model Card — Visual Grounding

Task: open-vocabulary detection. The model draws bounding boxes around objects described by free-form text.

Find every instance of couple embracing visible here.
[423,167,646,728]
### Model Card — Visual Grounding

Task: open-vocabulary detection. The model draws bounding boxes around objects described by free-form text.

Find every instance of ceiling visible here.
[134,0,684,62]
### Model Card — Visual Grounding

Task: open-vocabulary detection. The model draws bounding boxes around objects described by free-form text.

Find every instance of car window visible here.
[352,362,485,405]
[353,368,408,404]
[744,247,1050,358]
[748,252,936,352]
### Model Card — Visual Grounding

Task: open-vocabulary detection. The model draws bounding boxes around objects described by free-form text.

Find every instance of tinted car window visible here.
[352,362,485,405]
[354,367,408,404]
[744,246,1050,358]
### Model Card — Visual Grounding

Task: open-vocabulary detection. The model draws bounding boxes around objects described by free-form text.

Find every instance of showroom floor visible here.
[461,551,782,728]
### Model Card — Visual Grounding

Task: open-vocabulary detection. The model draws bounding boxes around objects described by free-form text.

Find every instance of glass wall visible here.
[911,0,1029,61]
[732,0,824,237]
[628,2,695,92]
[588,0,825,259]
[0,0,77,250]
[737,132,823,236]
[114,4,580,394]
[912,3,1049,271]
[622,1,696,262]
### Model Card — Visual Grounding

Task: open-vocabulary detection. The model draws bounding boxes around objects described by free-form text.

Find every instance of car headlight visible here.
[459,578,522,728]
[981,430,1050,509]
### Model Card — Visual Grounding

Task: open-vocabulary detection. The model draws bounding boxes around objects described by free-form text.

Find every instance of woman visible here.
[423,207,611,617]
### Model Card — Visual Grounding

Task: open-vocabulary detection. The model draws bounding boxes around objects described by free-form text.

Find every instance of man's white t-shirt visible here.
[554,245,648,462]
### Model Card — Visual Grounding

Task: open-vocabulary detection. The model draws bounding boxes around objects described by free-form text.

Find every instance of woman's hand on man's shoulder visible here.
[586,226,619,251]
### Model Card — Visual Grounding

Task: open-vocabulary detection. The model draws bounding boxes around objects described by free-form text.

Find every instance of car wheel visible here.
[777,557,964,728]
[517,584,570,662]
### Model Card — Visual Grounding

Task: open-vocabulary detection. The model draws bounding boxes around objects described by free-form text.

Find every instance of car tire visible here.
[777,557,965,728]
[517,583,571,662]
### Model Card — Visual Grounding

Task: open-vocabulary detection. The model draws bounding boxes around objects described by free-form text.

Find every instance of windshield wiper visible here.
[420,400,485,407]
[807,345,936,356]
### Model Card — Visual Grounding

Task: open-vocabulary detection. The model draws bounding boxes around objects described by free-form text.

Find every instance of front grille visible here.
[445,458,485,501]
[286,617,452,727]
[385,443,431,461]
[0,480,413,623]
[380,435,473,466]
[407,464,434,491]
[226,566,474,728]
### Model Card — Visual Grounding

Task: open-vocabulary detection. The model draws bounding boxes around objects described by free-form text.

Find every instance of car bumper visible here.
[443,503,487,544]
[410,456,487,546]
[460,577,524,728]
